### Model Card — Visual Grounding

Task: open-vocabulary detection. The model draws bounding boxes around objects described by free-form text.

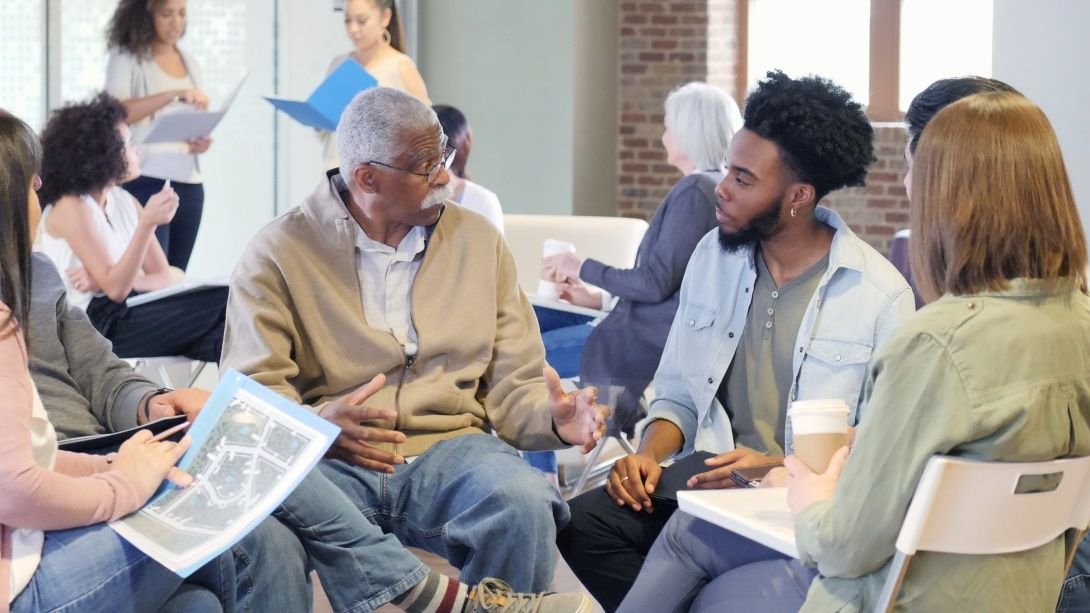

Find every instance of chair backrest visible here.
[503,214,649,295]
[898,455,1090,556]
[875,455,1090,612]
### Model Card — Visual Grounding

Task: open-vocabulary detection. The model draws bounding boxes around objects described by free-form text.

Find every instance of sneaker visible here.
[464,578,594,613]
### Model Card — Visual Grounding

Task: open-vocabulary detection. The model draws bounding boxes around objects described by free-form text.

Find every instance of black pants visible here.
[124,175,205,271]
[557,486,676,612]
[86,286,227,363]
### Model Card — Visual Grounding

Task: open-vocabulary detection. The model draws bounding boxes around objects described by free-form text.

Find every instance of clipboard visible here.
[142,74,248,144]
[265,58,378,131]
[125,277,229,307]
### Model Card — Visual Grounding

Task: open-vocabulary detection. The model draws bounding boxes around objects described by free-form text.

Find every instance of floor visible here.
[312,548,605,613]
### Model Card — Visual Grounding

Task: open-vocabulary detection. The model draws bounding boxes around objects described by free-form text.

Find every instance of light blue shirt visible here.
[645,206,916,457]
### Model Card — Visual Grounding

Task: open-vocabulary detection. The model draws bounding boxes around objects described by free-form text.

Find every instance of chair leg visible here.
[572,437,608,495]
[1064,527,1087,576]
[875,551,912,613]
[185,361,208,388]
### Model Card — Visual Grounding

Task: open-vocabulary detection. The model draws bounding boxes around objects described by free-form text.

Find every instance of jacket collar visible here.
[306,168,443,243]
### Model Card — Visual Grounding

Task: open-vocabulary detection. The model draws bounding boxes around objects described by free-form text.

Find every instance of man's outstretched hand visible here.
[545,366,609,453]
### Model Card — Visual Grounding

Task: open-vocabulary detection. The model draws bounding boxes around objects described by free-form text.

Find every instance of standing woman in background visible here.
[321,0,430,168]
[105,0,210,271]
[433,104,504,233]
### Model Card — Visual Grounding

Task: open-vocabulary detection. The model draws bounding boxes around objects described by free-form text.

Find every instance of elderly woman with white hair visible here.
[527,82,741,481]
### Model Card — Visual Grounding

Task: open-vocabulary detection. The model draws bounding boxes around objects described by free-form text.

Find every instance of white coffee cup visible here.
[789,399,850,473]
[538,239,577,300]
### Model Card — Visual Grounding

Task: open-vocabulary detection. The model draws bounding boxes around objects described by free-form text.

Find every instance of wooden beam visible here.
[869,0,902,121]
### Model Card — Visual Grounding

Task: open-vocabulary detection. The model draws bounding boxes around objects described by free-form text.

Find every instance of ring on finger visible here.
[620,476,630,483]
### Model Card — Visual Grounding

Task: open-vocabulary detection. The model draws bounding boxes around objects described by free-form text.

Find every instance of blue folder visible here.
[265,58,378,131]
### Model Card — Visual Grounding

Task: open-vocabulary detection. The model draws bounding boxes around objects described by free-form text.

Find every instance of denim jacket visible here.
[645,206,916,457]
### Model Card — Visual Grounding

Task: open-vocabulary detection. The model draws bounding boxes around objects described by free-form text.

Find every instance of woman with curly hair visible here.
[0,112,234,613]
[105,0,210,271]
[36,93,227,363]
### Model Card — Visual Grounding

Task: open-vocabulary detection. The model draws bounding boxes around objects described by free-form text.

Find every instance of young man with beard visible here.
[557,71,915,611]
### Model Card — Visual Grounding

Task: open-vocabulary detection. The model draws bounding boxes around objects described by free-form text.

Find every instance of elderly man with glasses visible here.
[223,87,607,610]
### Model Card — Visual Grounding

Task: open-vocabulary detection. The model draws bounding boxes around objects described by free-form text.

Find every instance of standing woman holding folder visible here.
[35,94,227,364]
[105,0,210,271]
[321,0,431,168]
[0,112,235,613]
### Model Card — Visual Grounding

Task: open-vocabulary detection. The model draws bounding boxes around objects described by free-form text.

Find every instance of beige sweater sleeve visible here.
[481,238,566,450]
[222,248,305,405]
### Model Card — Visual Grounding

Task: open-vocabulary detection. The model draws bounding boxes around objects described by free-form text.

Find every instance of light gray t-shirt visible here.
[719,250,829,454]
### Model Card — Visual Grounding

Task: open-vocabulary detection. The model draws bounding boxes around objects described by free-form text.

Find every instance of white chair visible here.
[125,355,209,389]
[503,214,648,295]
[875,455,1090,612]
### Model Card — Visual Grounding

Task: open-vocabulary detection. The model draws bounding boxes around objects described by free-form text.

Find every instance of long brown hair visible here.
[910,92,1088,301]
[0,115,42,342]
[107,0,176,58]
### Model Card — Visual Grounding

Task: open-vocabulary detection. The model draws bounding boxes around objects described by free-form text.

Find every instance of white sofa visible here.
[503,214,649,295]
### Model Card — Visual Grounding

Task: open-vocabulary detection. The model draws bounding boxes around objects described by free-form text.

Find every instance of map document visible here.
[111,369,339,576]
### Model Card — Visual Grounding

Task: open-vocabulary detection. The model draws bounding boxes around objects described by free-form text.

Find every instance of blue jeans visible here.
[1058,534,1090,612]
[319,433,569,592]
[231,517,312,613]
[273,468,428,612]
[10,522,235,613]
[617,511,814,613]
[534,306,594,379]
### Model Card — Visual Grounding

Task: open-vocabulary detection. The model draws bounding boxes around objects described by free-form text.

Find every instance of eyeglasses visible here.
[366,144,457,184]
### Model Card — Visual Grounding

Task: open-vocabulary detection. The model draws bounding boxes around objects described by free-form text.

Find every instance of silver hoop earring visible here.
[382,29,392,46]
[790,207,798,218]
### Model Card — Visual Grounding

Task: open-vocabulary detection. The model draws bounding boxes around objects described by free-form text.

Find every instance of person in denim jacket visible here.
[558,71,915,611]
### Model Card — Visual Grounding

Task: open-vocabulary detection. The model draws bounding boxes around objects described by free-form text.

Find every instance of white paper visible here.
[142,74,248,144]
[677,488,799,558]
[110,371,339,576]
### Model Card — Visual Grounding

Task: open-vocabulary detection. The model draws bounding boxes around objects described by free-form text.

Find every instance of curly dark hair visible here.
[905,76,1019,154]
[743,70,875,202]
[107,0,173,57]
[38,94,130,206]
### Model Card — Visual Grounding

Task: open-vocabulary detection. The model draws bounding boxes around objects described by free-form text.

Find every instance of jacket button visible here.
[707,377,714,384]
[688,319,695,326]
[834,354,842,361]
[728,332,735,338]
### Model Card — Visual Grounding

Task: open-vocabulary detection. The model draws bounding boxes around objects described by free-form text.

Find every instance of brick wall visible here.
[616,0,741,219]
[615,1,912,256]
[822,126,911,256]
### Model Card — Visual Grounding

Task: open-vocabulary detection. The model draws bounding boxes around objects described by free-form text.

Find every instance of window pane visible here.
[900,0,993,111]
[748,0,871,105]
[59,0,116,105]
[0,0,46,131]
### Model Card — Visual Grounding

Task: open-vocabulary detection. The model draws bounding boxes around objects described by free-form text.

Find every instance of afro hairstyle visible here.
[38,93,130,206]
[743,70,875,202]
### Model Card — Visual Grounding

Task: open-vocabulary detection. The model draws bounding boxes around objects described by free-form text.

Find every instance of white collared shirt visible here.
[353,224,427,356]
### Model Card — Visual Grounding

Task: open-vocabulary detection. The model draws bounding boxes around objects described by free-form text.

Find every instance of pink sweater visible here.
[0,317,144,612]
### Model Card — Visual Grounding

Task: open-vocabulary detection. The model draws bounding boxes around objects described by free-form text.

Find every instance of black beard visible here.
[717,199,783,253]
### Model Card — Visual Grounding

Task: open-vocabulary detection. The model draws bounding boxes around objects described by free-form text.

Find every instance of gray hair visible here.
[337,87,439,182]
[664,82,742,171]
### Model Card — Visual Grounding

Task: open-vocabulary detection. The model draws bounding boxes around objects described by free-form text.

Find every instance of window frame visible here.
[734,0,904,121]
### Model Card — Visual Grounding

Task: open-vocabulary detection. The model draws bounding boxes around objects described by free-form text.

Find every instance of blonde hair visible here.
[910,91,1087,301]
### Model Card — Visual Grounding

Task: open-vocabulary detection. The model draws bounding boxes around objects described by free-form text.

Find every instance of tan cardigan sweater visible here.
[223,173,564,457]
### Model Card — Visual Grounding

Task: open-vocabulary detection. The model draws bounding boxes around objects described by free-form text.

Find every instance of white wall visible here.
[992,0,1090,247]
[275,0,351,214]
[417,0,617,216]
